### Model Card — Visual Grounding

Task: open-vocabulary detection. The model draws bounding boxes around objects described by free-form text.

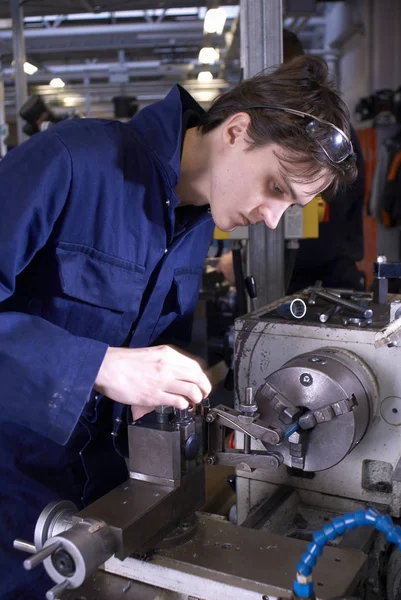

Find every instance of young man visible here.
[217,29,366,293]
[0,55,356,598]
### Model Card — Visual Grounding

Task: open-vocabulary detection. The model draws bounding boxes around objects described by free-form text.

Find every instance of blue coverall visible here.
[0,85,214,599]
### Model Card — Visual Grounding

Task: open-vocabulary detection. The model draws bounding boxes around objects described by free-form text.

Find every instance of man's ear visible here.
[222,112,251,146]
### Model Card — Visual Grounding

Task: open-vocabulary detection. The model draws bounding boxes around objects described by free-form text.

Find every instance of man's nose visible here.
[260,206,287,230]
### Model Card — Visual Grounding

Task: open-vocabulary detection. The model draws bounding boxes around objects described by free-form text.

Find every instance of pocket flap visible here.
[56,242,145,312]
[173,266,203,315]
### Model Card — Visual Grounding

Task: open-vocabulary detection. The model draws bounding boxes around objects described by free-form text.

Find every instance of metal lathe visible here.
[14,276,401,600]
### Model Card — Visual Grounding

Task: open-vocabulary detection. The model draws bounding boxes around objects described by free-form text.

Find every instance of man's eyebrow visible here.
[281,174,299,203]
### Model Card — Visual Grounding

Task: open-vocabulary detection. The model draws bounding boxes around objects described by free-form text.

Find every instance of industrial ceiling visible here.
[0,1,328,120]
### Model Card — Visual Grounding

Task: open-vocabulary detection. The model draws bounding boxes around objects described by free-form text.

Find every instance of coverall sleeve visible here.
[0,132,108,445]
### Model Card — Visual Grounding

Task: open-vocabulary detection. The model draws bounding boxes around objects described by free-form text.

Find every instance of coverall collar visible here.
[130,85,205,191]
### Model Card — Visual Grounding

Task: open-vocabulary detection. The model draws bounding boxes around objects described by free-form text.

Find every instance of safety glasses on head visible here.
[245,105,354,164]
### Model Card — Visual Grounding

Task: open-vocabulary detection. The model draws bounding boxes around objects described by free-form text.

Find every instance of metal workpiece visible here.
[342,316,373,327]
[277,298,307,320]
[308,286,372,300]
[307,280,322,305]
[319,304,340,323]
[314,289,373,319]
[255,348,375,472]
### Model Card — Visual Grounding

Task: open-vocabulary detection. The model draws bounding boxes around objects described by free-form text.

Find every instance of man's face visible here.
[207,115,330,232]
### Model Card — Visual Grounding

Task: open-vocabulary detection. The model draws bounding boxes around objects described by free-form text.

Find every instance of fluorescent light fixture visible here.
[11,60,38,74]
[197,71,213,83]
[63,97,81,107]
[198,47,220,65]
[49,77,65,88]
[195,90,218,103]
[204,7,227,35]
[24,61,38,75]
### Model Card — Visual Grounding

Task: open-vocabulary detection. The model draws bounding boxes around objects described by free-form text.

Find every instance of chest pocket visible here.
[151,266,203,345]
[50,242,146,346]
[173,267,203,315]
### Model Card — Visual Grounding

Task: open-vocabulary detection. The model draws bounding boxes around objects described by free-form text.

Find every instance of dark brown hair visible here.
[199,55,357,196]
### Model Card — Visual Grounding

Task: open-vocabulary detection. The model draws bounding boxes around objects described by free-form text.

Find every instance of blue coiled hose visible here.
[293,507,401,598]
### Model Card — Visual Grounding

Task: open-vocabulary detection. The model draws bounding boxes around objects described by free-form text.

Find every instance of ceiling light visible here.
[198,47,220,65]
[63,97,81,107]
[23,61,38,75]
[197,71,213,83]
[11,60,38,75]
[49,78,65,88]
[204,7,227,35]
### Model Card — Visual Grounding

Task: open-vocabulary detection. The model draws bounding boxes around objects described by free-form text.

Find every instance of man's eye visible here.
[273,183,284,195]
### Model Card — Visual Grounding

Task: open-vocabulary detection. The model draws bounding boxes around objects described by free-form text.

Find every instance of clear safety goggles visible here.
[245,105,354,164]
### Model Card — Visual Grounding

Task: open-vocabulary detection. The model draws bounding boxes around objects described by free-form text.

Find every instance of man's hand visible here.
[94,345,211,420]
[216,251,235,285]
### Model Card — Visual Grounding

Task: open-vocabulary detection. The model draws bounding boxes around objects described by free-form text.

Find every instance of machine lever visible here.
[13,539,36,554]
[245,275,258,311]
[209,406,283,445]
[210,408,258,441]
[23,541,62,571]
[46,579,71,600]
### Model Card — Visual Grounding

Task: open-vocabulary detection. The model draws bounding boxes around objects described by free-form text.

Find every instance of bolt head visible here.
[300,373,313,387]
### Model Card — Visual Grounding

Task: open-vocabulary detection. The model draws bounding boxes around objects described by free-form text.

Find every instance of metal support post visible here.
[84,74,91,117]
[10,0,28,144]
[240,0,285,306]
